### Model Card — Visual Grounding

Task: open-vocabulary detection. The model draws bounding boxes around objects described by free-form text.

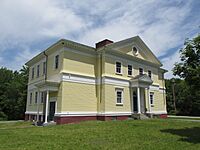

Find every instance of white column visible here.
[44,90,49,123]
[137,87,141,114]
[147,88,151,113]
[36,91,40,122]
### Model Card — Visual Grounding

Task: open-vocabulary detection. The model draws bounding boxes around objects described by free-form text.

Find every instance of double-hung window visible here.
[55,55,59,69]
[148,70,152,78]
[116,88,123,105]
[43,62,46,75]
[41,92,45,103]
[30,93,32,104]
[31,67,34,79]
[37,65,40,77]
[139,68,143,75]
[150,92,154,105]
[128,65,132,76]
[116,62,122,74]
[35,92,38,103]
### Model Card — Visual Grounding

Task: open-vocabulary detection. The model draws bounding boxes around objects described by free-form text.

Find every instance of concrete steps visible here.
[132,113,150,120]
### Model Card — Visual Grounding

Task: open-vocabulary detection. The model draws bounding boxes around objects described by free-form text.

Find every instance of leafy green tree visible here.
[0,66,28,120]
[173,34,200,116]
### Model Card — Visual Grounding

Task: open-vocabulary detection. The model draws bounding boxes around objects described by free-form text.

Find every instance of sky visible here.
[0,0,199,78]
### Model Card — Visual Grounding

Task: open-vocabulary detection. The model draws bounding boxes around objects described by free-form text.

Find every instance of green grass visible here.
[0,119,200,150]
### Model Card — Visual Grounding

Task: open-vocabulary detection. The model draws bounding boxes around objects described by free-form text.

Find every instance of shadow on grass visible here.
[161,127,200,144]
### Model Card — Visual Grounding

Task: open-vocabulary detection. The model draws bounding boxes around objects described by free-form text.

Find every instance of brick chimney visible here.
[95,39,114,49]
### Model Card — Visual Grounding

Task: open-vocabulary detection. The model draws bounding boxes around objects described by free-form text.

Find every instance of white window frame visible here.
[128,64,132,76]
[43,62,46,75]
[35,92,38,104]
[139,68,143,75]
[115,88,124,105]
[54,55,59,69]
[30,92,32,104]
[37,64,40,78]
[115,61,122,74]
[148,70,152,78]
[150,92,154,105]
[31,67,34,79]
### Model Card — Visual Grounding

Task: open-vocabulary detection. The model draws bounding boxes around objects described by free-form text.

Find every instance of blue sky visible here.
[0,0,199,78]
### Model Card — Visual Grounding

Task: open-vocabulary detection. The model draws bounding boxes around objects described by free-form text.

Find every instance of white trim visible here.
[25,111,43,115]
[98,112,132,116]
[54,111,132,117]
[115,61,123,74]
[115,88,124,105]
[62,73,96,85]
[55,112,97,117]
[102,77,130,86]
[149,85,159,91]
[127,64,133,76]
[150,111,167,114]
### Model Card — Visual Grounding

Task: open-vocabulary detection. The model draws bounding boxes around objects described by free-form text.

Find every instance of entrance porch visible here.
[130,74,153,117]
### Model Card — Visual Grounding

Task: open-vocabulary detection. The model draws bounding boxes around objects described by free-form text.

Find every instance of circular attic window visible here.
[132,47,138,56]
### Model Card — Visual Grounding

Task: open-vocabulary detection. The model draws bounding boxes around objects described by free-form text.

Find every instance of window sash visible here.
[35,92,38,103]
[116,89,123,104]
[30,93,32,104]
[150,92,154,105]
[116,62,122,73]
[148,70,152,78]
[37,65,40,77]
[139,68,143,75]
[128,65,132,75]
[31,68,34,79]
[55,55,59,69]
[43,62,46,75]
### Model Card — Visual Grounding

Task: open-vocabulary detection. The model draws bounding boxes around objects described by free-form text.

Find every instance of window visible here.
[35,92,38,103]
[37,65,40,77]
[128,65,132,76]
[116,88,123,104]
[116,62,122,74]
[31,67,34,79]
[132,47,138,55]
[139,68,143,75]
[30,93,32,104]
[55,55,59,69]
[148,70,152,78]
[150,92,154,105]
[43,62,46,75]
[41,92,45,103]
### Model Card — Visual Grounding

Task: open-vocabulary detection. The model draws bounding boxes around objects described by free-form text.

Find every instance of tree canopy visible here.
[0,66,28,120]
[167,34,200,116]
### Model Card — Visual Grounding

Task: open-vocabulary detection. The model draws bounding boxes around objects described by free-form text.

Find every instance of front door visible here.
[49,102,55,121]
[133,91,138,112]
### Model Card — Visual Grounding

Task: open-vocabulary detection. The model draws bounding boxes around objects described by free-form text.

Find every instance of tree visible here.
[173,34,200,116]
[0,66,28,120]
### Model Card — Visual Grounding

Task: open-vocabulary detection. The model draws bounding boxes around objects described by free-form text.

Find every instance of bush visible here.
[0,111,8,121]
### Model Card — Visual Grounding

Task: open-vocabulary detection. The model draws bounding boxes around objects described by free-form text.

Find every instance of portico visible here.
[130,74,153,115]
[35,81,59,124]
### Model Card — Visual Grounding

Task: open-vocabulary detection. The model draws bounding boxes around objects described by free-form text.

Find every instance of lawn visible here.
[0,119,200,150]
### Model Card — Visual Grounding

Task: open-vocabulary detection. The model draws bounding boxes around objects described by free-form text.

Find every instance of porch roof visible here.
[130,74,153,88]
[35,80,60,92]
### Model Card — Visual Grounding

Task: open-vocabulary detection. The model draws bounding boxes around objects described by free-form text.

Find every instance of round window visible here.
[132,47,138,55]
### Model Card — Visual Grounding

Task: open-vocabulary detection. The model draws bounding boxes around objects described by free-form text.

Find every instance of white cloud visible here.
[0,0,199,77]
[162,50,180,79]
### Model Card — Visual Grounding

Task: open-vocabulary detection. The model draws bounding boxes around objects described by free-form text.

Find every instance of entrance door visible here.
[133,91,138,112]
[49,102,55,121]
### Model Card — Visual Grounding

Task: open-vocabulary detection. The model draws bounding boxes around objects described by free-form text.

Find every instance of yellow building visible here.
[25,36,167,124]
